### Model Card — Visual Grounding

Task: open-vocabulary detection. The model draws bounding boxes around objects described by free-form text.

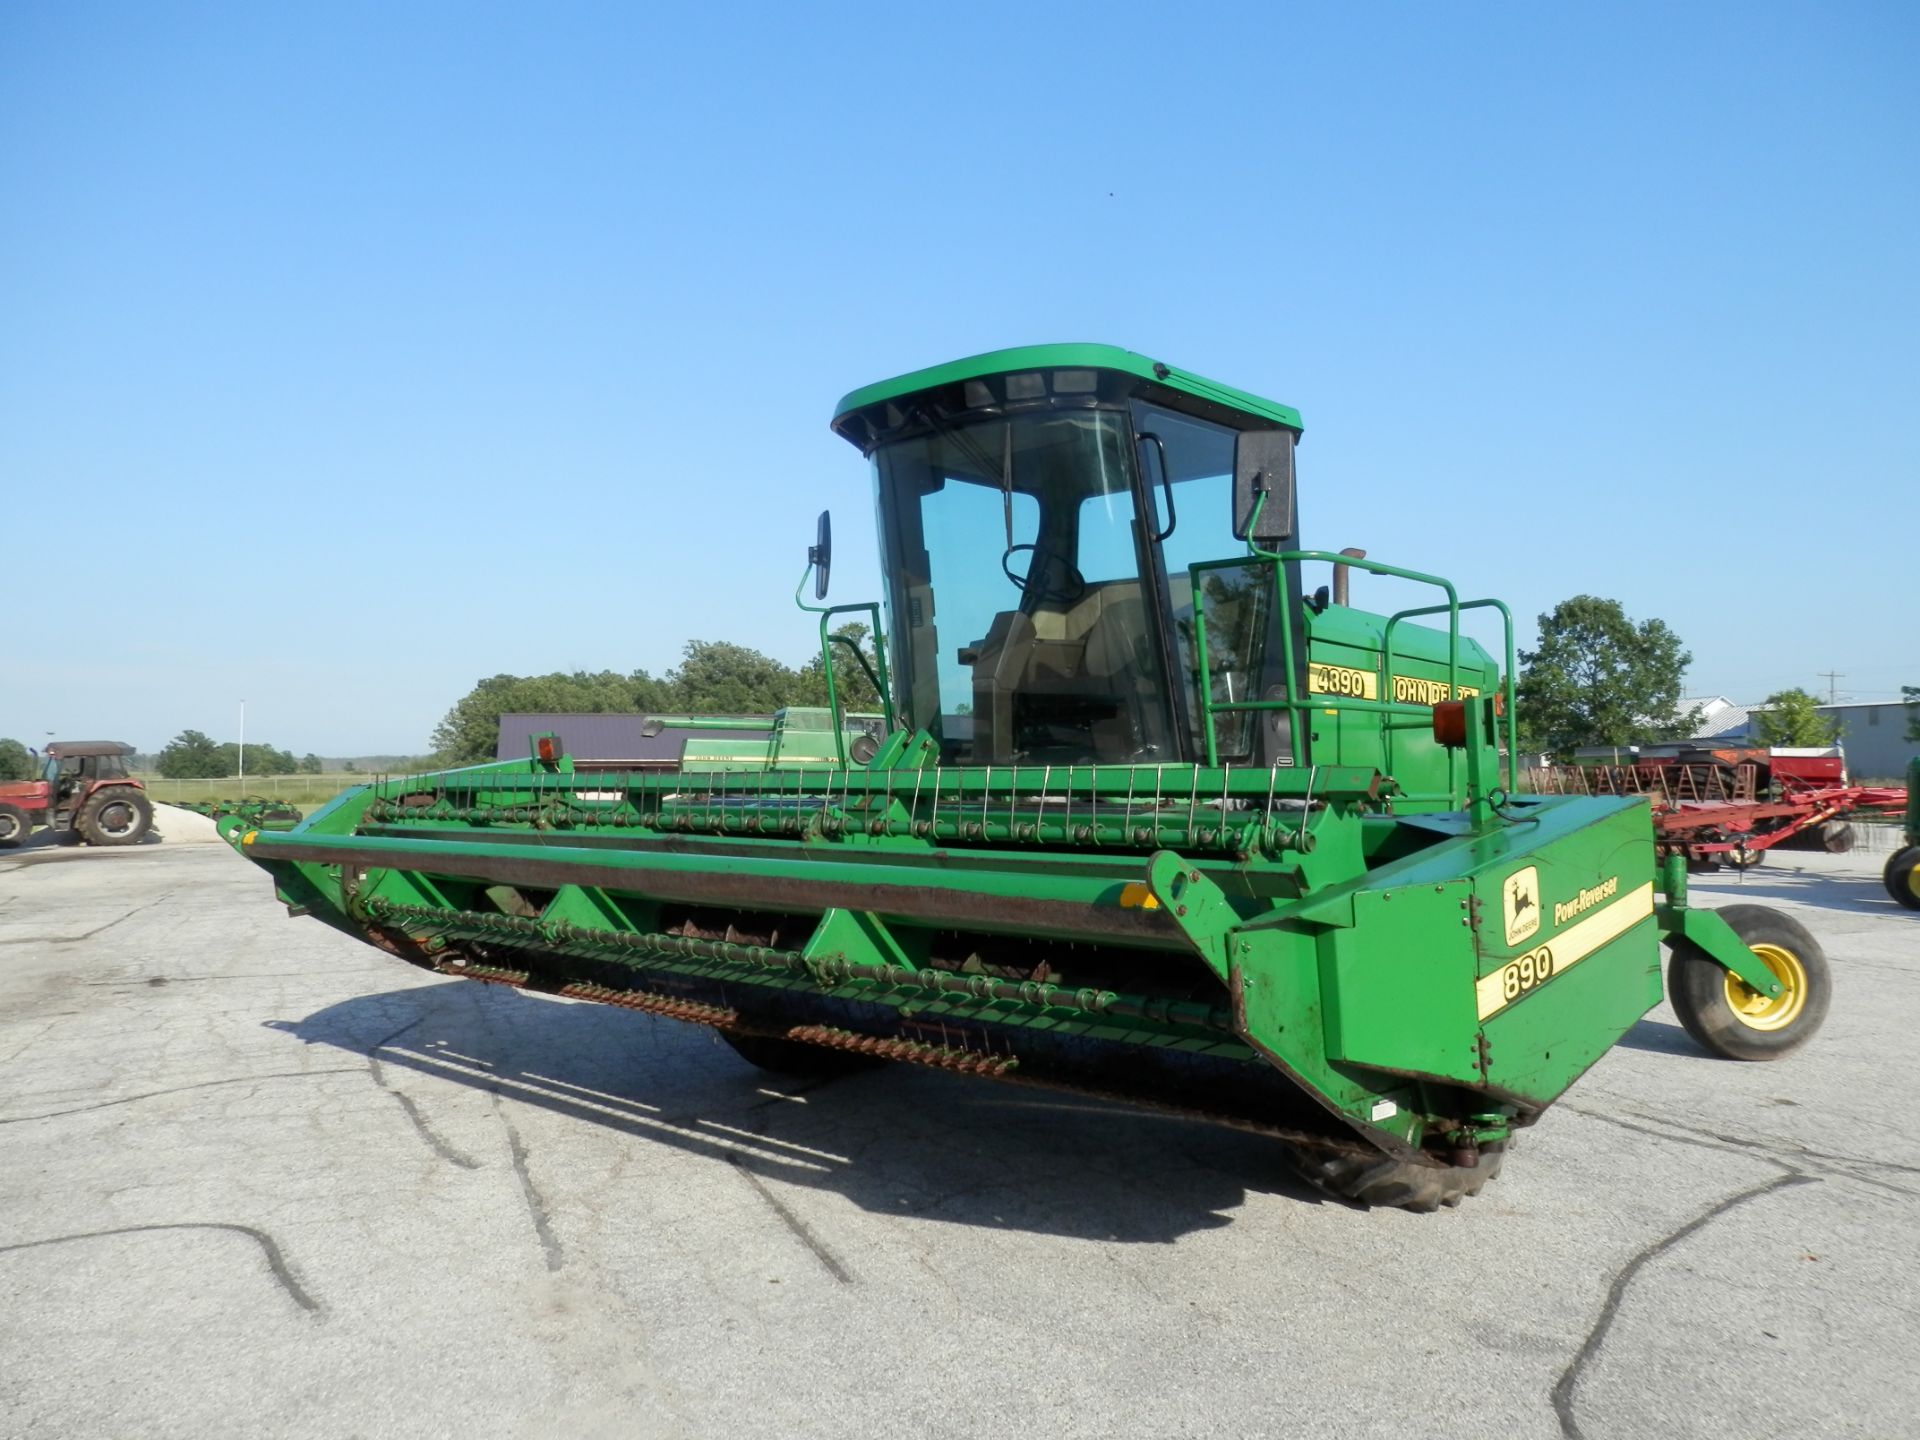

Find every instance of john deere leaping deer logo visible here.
[1503,866,1542,946]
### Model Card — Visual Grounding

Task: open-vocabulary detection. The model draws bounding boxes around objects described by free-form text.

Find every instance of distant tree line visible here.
[149,731,329,779]
[0,733,451,782]
[430,627,882,764]
[9,616,1908,780]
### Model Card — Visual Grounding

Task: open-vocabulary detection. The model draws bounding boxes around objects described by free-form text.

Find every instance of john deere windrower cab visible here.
[225,345,1831,1209]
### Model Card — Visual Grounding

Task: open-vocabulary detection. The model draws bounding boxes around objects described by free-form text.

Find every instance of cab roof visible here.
[45,741,135,758]
[831,343,1302,432]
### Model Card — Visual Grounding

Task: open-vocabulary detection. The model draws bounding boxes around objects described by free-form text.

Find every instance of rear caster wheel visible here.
[0,802,28,848]
[1885,847,1920,912]
[1668,904,1830,1060]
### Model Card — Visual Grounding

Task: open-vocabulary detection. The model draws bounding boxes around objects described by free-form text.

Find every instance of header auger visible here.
[224,344,1831,1209]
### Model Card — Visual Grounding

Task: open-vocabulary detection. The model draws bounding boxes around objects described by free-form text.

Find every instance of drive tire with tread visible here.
[0,802,30,848]
[1885,847,1920,912]
[76,788,152,847]
[1290,1141,1506,1213]
[1668,904,1830,1060]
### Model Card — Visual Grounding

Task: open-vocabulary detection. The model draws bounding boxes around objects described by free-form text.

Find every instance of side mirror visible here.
[808,510,832,600]
[1233,430,1295,542]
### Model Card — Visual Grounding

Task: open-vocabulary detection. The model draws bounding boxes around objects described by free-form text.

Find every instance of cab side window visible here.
[1132,402,1272,759]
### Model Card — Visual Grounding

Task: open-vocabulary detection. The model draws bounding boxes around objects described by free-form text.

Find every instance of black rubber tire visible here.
[1885,847,1920,912]
[719,1031,884,1078]
[1290,1142,1506,1213]
[1820,822,1856,854]
[0,802,29,848]
[76,787,152,846]
[1667,904,1830,1060]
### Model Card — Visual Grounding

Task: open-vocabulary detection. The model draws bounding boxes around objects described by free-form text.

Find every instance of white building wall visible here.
[1817,703,1917,780]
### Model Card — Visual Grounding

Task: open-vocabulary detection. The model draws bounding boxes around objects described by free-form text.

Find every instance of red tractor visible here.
[0,741,154,848]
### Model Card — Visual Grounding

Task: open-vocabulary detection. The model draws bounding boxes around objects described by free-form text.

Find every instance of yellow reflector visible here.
[1118,882,1160,910]
[241,830,258,846]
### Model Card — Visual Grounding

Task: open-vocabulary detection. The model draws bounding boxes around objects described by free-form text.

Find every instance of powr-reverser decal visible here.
[1476,882,1655,1021]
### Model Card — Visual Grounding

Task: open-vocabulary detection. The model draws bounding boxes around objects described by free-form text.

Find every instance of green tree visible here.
[1516,595,1701,755]
[665,641,799,714]
[1904,685,1920,744]
[342,761,360,774]
[216,742,298,776]
[0,737,34,783]
[428,633,896,767]
[791,622,884,713]
[0,738,34,781]
[429,670,671,764]
[1752,688,1841,748]
[298,753,324,774]
[157,730,225,779]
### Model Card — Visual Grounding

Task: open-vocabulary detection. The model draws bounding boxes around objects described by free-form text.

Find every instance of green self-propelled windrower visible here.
[169,796,305,831]
[225,345,1832,1209]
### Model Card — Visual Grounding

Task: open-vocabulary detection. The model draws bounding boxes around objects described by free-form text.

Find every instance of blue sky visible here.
[3,2,1913,754]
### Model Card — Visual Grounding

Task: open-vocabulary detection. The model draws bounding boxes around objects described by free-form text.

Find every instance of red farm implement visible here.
[1528,761,1907,870]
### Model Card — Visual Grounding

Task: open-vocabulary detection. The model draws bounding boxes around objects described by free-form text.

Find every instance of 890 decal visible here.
[1500,945,1555,1002]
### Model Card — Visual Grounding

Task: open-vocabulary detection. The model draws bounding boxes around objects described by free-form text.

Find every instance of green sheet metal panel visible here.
[1471,799,1663,1102]
[1317,879,1483,1082]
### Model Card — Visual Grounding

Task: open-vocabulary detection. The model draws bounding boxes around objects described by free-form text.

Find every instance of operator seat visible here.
[964,583,1160,762]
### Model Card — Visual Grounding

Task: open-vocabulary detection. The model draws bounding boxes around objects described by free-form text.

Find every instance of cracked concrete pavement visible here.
[2,832,1916,1438]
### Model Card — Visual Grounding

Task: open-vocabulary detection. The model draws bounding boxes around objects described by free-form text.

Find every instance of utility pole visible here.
[1816,671,1844,704]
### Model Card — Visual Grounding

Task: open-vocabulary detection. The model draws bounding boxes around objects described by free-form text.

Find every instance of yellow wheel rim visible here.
[1908,865,1920,902]
[1724,943,1807,1032]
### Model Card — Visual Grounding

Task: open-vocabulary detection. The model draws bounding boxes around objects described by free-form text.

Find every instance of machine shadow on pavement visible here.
[279,978,1329,1242]
[6,827,168,855]
[1610,1017,1703,1057]
[1697,867,1894,919]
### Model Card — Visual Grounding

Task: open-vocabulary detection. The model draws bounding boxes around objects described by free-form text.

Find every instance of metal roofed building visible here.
[495,713,775,770]
[1682,696,1754,742]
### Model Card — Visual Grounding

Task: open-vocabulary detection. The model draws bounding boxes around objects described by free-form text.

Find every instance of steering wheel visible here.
[1001,543,1087,604]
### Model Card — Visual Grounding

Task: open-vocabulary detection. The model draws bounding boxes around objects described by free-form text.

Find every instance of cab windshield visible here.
[874,409,1181,765]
